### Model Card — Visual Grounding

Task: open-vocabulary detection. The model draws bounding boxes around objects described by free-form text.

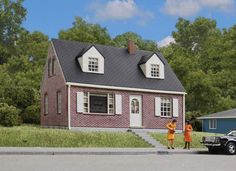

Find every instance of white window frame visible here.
[83,92,114,115]
[209,119,217,129]
[160,97,172,118]
[88,57,99,72]
[83,92,89,113]
[108,93,114,114]
[150,64,160,78]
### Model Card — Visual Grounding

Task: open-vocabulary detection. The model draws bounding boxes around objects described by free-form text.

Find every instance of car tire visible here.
[226,142,236,155]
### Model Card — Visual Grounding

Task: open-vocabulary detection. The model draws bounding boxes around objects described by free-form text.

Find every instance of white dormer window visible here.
[139,53,164,79]
[77,46,104,74]
[88,57,98,72]
[151,64,159,78]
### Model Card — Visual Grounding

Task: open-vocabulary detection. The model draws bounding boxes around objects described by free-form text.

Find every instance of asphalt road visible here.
[0,153,235,171]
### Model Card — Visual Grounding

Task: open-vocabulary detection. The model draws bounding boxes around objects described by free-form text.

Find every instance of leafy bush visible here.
[0,103,21,127]
[22,105,40,124]
[186,111,202,131]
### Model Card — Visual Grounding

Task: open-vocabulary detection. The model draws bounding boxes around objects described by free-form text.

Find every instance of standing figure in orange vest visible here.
[166,119,177,149]
[183,120,193,149]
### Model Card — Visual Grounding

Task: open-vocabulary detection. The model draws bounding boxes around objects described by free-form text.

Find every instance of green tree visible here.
[0,0,26,63]
[16,30,49,65]
[59,17,113,45]
[173,17,219,53]
[0,1,46,125]
[163,17,236,129]
[0,56,41,119]
[113,32,158,51]
[185,71,221,113]
[0,103,21,126]
[222,25,236,70]
[161,44,198,85]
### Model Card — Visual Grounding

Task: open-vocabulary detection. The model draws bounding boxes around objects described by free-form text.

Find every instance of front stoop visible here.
[131,130,165,149]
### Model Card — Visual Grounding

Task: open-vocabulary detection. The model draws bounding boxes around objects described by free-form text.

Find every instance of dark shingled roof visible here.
[52,39,185,92]
[198,108,236,119]
[138,52,166,65]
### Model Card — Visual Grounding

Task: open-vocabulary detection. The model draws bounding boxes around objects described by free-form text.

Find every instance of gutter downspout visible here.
[68,84,71,130]
[183,94,185,132]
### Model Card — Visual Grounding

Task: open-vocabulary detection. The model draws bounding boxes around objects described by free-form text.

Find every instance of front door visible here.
[130,95,142,127]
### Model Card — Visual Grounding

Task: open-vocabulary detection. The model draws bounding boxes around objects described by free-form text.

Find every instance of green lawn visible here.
[0,125,151,147]
[150,132,223,148]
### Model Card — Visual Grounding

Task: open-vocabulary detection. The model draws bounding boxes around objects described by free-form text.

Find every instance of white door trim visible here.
[130,95,142,128]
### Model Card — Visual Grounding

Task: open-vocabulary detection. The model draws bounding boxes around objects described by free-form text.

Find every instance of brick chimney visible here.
[127,40,136,55]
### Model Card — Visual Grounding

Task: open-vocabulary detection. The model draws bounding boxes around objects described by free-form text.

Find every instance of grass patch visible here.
[150,132,223,148]
[0,125,151,147]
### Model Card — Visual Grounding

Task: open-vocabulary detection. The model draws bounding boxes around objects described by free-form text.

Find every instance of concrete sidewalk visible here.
[0,147,208,155]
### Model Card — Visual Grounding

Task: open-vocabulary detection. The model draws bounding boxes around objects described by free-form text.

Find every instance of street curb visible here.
[0,149,207,155]
[167,150,206,155]
[0,151,169,155]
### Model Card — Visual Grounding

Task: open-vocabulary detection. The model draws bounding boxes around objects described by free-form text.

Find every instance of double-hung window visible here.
[48,58,56,76]
[48,59,52,77]
[44,94,48,115]
[56,91,61,114]
[83,93,114,114]
[160,97,172,117]
[52,58,56,75]
[209,119,217,129]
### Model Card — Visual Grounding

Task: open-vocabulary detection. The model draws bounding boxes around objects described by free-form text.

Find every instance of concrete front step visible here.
[131,130,165,148]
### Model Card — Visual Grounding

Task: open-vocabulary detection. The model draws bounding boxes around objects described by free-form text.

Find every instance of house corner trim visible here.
[183,94,185,132]
[68,84,71,129]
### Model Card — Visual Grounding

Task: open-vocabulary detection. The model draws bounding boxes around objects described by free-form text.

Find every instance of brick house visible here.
[40,39,186,131]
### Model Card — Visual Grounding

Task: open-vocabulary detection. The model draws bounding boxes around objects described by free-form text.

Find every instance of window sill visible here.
[159,116,172,118]
[79,112,115,116]
[146,76,164,80]
[83,71,104,75]
[48,74,56,78]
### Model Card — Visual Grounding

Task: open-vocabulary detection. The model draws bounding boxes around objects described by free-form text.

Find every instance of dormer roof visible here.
[138,52,166,65]
[76,45,104,58]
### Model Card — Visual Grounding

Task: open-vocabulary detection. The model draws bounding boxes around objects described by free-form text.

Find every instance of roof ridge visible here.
[51,38,159,54]
[198,108,236,119]
[211,108,236,115]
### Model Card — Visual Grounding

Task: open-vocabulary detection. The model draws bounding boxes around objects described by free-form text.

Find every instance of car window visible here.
[228,131,236,136]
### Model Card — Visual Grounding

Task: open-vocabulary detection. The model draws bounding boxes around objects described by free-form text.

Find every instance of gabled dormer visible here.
[77,45,104,74]
[139,53,165,79]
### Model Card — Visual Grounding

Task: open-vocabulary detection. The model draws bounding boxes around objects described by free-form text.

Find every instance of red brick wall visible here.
[40,44,68,127]
[70,86,184,130]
